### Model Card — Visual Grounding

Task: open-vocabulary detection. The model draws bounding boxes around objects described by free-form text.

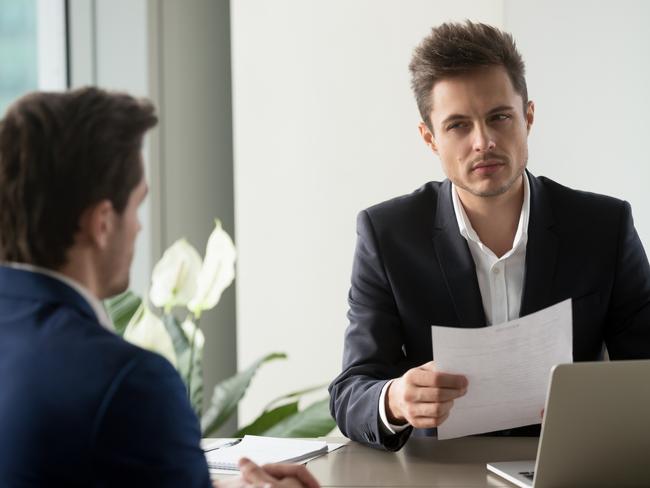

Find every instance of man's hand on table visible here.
[386,361,468,428]
[214,458,320,488]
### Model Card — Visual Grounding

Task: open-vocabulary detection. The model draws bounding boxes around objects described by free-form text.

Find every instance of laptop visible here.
[487,359,650,487]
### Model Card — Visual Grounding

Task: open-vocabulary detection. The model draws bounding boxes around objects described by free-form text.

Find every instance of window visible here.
[0,0,67,114]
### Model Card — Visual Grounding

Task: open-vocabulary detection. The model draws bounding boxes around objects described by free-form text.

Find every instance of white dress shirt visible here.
[378,174,530,434]
[6,262,114,331]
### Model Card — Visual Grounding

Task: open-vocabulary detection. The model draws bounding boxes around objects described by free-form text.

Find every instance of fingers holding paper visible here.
[386,361,468,429]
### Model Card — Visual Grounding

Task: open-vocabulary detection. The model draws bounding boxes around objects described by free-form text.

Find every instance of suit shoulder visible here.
[47,304,151,358]
[88,330,180,393]
[119,346,180,382]
[362,181,444,225]
[537,176,628,220]
[40,303,177,389]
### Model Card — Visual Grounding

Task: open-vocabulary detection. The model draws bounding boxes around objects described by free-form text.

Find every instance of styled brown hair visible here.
[409,20,527,130]
[0,87,157,269]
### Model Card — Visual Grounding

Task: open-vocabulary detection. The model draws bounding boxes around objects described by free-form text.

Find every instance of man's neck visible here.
[57,251,102,299]
[457,175,525,258]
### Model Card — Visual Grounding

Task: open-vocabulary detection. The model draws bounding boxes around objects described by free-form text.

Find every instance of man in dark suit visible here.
[329,21,650,451]
[0,88,319,488]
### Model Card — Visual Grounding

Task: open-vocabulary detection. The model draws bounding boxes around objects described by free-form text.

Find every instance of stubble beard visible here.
[455,153,528,198]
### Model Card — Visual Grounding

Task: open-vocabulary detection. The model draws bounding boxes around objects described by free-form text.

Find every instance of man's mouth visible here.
[471,154,507,172]
[471,158,506,174]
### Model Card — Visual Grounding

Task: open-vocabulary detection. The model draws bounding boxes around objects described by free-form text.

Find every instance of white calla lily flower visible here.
[123,305,177,367]
[181,318,205,351]
[188,220,236,317]
[149,238,202,312]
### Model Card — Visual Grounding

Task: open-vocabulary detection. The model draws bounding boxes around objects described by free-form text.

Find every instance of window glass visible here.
[0,0,66,115]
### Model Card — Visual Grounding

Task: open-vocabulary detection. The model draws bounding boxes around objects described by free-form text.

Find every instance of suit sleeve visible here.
[329,210,413,451]
[605,201,650,359]
[91,350,212,488]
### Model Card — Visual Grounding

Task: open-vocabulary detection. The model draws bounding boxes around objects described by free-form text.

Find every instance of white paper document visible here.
[431,299,573,440]
[205,435,330,472]
[207,442,346,475]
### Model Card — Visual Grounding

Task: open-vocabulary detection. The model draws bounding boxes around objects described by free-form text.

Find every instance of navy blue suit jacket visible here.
[329,172,650,450]
[0,266,211,487]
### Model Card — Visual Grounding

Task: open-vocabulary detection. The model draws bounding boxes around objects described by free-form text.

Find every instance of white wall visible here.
[504,0,650,248]
[231,0,504,425]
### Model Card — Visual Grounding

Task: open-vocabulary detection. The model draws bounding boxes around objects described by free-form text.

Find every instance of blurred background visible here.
[2,0,649,432]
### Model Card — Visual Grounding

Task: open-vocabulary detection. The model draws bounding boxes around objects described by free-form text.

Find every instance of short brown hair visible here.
[409,20,527,130]
[0,87,157,269]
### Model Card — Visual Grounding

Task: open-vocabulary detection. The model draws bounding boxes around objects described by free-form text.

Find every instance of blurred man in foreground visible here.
[0,87,318,488]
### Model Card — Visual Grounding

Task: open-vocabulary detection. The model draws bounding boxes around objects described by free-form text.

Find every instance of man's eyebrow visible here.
[441,113,470,126]
[440,105,517,126]
[487,105,516,114]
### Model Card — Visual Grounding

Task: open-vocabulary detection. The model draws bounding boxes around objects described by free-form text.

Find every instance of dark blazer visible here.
[329,172,650,451]
[0,266,211,487]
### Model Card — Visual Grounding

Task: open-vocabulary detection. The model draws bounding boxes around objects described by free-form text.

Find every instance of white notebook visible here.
[205,435,328,471]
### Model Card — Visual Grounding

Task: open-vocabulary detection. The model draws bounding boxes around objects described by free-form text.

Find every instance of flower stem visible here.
[186,315,201,413]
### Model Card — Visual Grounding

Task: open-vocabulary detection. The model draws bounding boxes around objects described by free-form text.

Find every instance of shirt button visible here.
[492,267,500,274]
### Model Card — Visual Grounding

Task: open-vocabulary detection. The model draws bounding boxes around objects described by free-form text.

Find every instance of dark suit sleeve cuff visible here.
[379,424,413,451]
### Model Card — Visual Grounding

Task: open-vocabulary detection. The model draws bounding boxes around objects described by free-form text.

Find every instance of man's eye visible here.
[447,122,467,131]
[491,114,511,122]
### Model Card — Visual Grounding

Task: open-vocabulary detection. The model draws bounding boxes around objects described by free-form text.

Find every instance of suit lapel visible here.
[431,181,486,327]
[520,172,558,316]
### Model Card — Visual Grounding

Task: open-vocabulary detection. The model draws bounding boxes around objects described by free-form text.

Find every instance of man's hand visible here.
[214,458,320,488]
[386,361,468,428]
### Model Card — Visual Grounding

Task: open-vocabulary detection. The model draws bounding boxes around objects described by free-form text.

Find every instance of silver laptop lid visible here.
[533,359,650,487]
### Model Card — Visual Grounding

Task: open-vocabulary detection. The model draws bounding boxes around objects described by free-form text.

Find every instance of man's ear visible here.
[418,121,438,154]
[526,100,535,134]
[79,200,115,249]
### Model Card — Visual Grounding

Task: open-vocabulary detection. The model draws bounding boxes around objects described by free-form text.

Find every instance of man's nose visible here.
[472,124,496,153]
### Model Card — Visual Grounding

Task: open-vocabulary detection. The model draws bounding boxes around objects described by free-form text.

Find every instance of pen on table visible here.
[203,439,242,452]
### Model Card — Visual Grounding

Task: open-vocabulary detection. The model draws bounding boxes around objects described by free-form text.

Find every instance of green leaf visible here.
[162,314,203,414]
[234,401,299,437]
[162,314,190,355]
[183,321,204,415]
[263,383,330,412]
[104,291,142,336]
[262,398,336,438]
[201,352,286,436]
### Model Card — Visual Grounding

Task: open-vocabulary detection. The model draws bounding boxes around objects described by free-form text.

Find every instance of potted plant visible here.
[105,220,335,437]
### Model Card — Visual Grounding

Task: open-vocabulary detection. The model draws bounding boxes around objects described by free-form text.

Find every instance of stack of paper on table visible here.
[205,435,328,471]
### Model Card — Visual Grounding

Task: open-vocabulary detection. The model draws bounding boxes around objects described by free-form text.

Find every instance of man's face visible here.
[101,174,148,298]
[420,66,534,199]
